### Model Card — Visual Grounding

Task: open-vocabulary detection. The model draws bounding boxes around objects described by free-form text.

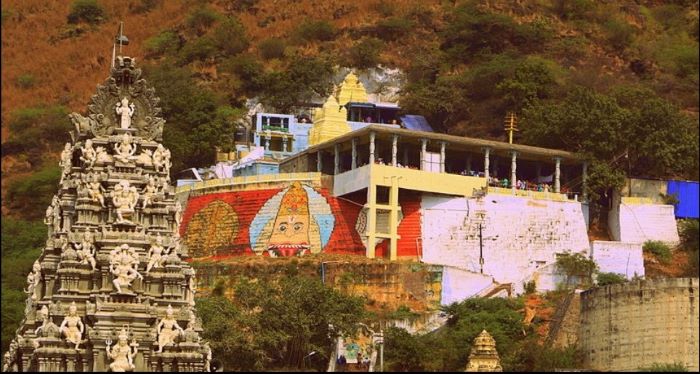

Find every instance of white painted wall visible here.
[590,241,645,279]
[421,193,590,294]
[440,266,494,305]
[615,203,679,244]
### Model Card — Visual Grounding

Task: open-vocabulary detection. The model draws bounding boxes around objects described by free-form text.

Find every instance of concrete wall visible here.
[620,178,668,204]
[421,193,590,293]
[580,278,699,371]
[440,266,494,305]
[610,201,680,244]
[590,241,645,279]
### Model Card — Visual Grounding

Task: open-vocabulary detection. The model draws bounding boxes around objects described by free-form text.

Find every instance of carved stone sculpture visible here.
[113,133,137,164]
[145,234,168,273]
[84,174,106,207]
[109,244,142,294]
[74,230,97,270]
[59,302,84,350]
[59,143,73,183]
[173,200,183,230]
[80,139,97,168]
[141,176,159,209]
[24,260,42,296]
[95,145,113,164]
[112,180,139,224]
[34,305,60,341]
[152,144,171,175]
[187,268,197,306]
[156,305,184,353]
[106,327,137,372]
[115,97,135,130]
[69,112,93,135]
[136,148,153,167]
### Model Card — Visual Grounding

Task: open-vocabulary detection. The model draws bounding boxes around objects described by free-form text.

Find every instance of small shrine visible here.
[2,49,211,372]
[465,330,503,372]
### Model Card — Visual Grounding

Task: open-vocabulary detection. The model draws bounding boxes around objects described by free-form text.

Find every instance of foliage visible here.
[497,57,558,111]
[5,165,61,220]
[387,305,420,320]
[603,18,635,50]
[555,252,598,287]
[144,30,180,57]
[523,280,537,294]
[16,74,36,89]
[346,37,384,70]
[659,192,679,206]
[596,272,627,287]
[4,105,71,162]
[224,0,259,13]
[515,340,583,371]
[259,54,335,112]
[643,240,673,264]
[129,0,161,14]
[551,0,596,21]
[177,37,217,65]
[294,20,336,43]
[258,38,286,59]
[679,219,699,252]
[373,16,415,41]
[222,53,266,95]
[384,327,425,372]
[186,6,220,36]
[197,275,366,371]
[639,362,688,372]
[212,17,249,57]
[67,0,105,25]
[1,217,44,352]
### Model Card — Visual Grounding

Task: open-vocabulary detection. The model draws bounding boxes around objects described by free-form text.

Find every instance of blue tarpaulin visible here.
[400,115,434,132]
[666,180,699,219]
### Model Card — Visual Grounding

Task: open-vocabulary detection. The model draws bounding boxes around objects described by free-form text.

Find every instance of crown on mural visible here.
[278,182,309,217]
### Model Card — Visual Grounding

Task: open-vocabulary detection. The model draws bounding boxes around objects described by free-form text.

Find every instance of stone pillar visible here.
[391,135,398,167]
[369,131,376,165]
[440,142,446,173]
[351,138,357,170]
[554,157,561,193]
[317,151,322,173]
[511,151,517,190]
[483,147,491,180]
[334,143,340,175]
[367,183,377,259]
[282,136,288,152]
[582,162,588,201]
[420,139,427,171]
[264,135,270,151]
[466,154,472,174]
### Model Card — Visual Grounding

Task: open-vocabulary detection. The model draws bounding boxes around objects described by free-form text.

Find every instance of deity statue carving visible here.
[84,173,106,207]
[59,301,84,350]
[80,139,98,168]
[113,133,137,164]
[24,260,42,296]
[202,341,212,372]
[152,144,171,175]
[95,145,114,164]
[61,239,79,261]
[74,230,97,270]
[141,175,160,209]
[69,112,94,135]
[106,327,138,372]
[173,199,183,229]
[109,244,143,293]
[2,339,18,372]
[145,234,168,273]
[34,305,60,341]
[156,305,184,353]
[112,180,139,224]
[187,268,197,306]
[59,143,73,183]
[115,97,136,130]
[136,148,153,167]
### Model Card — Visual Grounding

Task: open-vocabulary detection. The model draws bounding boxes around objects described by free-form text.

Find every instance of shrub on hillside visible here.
[222,54,265,94]
[212,17,249,57]
[186,6,220,36]
[294,20,336,42]
[603,18,634,50]
[639,362,688,372]
[129,0,161,14]
[144,31,180,57]
[643,240,672,264]
[16,74,36,89]
[347,37,383,70]
[67,0,105,24]
[555,252,598,288]
[373,17,415,41]
[596,272,627,286]
[4,105,71,162]
[258,38,286,59]
[679,219,699,252]
[6,165,61,219]
[177,37,217,65]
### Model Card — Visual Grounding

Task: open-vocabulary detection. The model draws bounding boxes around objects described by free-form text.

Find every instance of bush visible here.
[212,17,249,57]
[679,219,699,252]
[373,16,415,41]
[347,37,383,70]
[5,105,71,161]
[16,74,36,88]
[129,0,161,14]
[177,37,217,65]
[596,272,627,286]
[67,0,105,24]
[258,38,286,59]
[639,362,688,372]
[294,20,336,42]
[144,30,180,57]
[659,192,679,205]
[222,54,265,94]
[186,6,220,36]
[6,165,61,219]
[555,252,598,287]
[643,240,672,264]
[523,280,537,294]
[603,18,634,50]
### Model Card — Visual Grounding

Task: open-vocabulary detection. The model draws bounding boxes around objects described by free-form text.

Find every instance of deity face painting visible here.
[250,182,335,257]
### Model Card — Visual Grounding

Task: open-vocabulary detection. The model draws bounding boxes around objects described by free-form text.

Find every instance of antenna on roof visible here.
[111,21,130,68]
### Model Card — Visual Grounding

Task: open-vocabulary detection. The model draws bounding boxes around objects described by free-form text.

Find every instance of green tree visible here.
[258,38,286,59]
[6,165,61,220]
[294,20,336,43]
[346,37,384,70]
[260,54,335,112]
[144,30,181,57]
[212,17,249,57]
[186,6,220,36]
[67,0,105,24]
[384,327,425,372]
[4,105,72,165]
[555,252,598,287]
[596,272,627,286]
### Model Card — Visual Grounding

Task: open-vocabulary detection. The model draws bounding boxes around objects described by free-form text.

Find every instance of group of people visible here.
[486,176,553,192]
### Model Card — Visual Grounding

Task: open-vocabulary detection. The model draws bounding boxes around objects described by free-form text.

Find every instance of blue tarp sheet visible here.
[666,180,699,218]
[400,115,434,132]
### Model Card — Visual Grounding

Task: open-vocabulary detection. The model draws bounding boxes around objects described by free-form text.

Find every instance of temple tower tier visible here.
[3,55,211,372]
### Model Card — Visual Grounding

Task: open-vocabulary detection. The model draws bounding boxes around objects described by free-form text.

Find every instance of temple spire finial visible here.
[111,21,130,68]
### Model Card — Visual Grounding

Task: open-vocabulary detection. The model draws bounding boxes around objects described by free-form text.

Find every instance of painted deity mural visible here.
[180,183,423,259]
